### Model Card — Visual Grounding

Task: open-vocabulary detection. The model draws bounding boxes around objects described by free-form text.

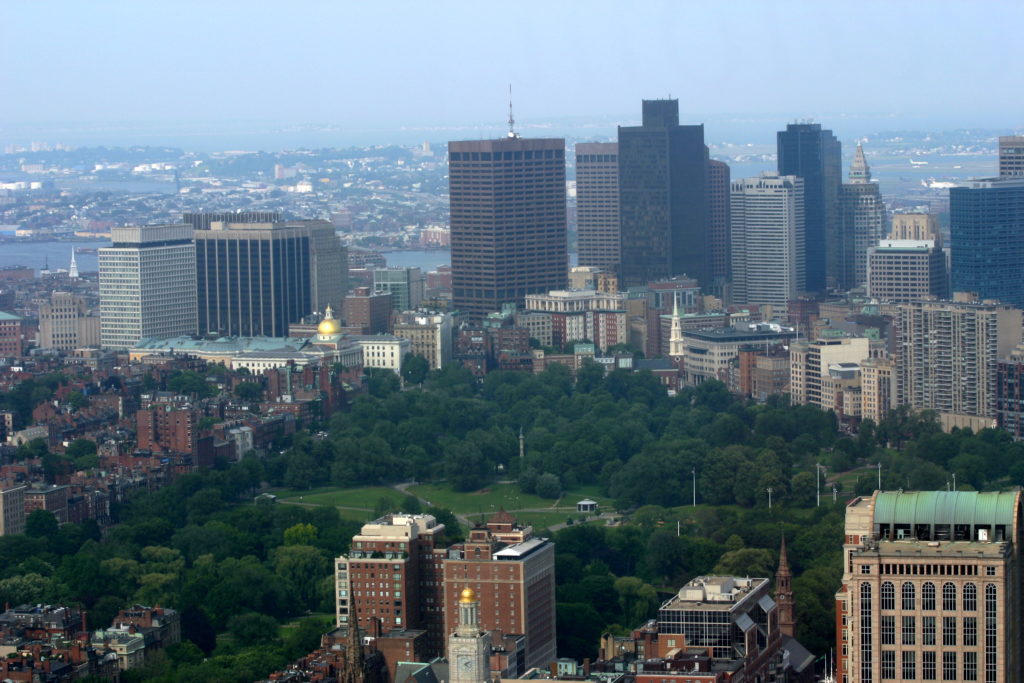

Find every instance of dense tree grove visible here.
[4,360,1020,678]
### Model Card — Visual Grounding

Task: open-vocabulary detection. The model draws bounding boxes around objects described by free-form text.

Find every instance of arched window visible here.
[881,581,895,610]
[922,582,936,610]
[985,584,997,683]
[861,582,873,683]
[943,582,957,611]
[964,583,977,611]
[902,582,916,610]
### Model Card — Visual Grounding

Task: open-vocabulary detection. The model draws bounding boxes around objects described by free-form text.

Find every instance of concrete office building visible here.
[449,135,568,321]
[618,99,709,288]
[38,292,100,351]
[895,299,1023,421]
[867,240,949,303]
[1000,135,1024,178]
[950,178,1024,308]
[730,174,806,313]
[194,220,345,338]
[777,123,841,293]
[575,142,620,271]
[789,336,870,409]
[836,490,1023,683]
[393,311,453,370]
[99,224,197,349]
[0,485,26,536]
[839,145,886,290]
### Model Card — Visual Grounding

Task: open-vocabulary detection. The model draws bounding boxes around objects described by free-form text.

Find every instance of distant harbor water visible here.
[382,249,450,272]
[0,240,106,274]
[0,241,454,277]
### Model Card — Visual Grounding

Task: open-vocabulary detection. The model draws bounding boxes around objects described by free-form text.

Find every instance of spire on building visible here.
[507,84,518,139]
[69,249,79,279]
[849,143,871,183]
[669,293,684,358]
[341,623,365,683]
[776,533,796,637]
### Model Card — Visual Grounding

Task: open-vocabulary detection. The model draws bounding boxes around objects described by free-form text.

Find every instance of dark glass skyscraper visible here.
[448,136,567,322]
[617,100,709,288]
[194,220,345,337]
[777,123,841,294]
[950,177,1024,307]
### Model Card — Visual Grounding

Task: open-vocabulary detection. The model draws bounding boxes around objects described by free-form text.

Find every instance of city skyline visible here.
[1,2,1022,150]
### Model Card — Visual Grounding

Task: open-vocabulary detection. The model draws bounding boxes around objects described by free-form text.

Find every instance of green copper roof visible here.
[874,491,1020,529]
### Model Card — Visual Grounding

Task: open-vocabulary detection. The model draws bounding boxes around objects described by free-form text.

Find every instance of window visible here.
[861,583,873,683]
[985,566,995,576]
[922,582,936,610]
[964,651,977,682]
[964,583,977,611]
[882,651,896,680]
[943,652,956,681]
[923,617,936,645]
[964,616,977,646]
[943,582,957,610]
[923,651,936,680]
[903,651,916,681]
[985,584,997,683]
[902,581,916,610]
[881,616,895,644]
[943,616,956,646]
[881,581,895,609]
[861,565,871,574]
[903,616,916,645]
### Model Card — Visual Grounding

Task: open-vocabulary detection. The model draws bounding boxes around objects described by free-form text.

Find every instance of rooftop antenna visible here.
[507,84,518,139]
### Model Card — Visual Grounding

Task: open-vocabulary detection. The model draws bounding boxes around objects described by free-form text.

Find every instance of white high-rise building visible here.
[100,224,197,349]
[730,173,805,313]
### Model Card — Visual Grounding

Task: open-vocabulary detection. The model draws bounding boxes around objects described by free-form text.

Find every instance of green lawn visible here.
[408,482,556,513]
[274,486,405,510]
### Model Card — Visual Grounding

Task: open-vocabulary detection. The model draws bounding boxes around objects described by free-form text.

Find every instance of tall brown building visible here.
[836,491,1022,683]
[449,136,568,321]
[442,511,555,671]
[344,287,393,334]
[336,512,555,670]
[575,142,620,272]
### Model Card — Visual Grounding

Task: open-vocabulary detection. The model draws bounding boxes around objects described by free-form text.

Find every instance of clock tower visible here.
[448,588,490,683]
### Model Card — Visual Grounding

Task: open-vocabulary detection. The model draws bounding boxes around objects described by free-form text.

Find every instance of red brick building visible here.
[0,311,23,358]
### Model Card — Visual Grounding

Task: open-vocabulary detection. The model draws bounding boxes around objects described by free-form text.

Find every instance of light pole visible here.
[692,468,696,507]
[816,463,826,507]
[952,473,957,491]
[877,462,882,491]
[767,487,774,510]
[832,484,838,504]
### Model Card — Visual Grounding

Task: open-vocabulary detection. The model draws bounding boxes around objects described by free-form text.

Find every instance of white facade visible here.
[355,336,410,374]
[100,224,197,349]
[730,174,805,313]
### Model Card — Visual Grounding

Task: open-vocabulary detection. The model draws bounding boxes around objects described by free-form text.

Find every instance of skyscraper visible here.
[574,142,620,271]
[777,122,841,293]
[836,490,1023,683]
[706,158,731,293]
[999,135,1024,177]
[730,174,805,313]
[895,298,1023,420]
[838,144,886,290]
[950,177,1024,308]
[449,136,567,321]
[373,267,424,311]
[99,224,197,349]
[194,220,345,337]
[617,99,709,288]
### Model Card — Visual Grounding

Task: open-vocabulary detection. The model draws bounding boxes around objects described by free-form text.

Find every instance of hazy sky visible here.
[2,1,1022,138]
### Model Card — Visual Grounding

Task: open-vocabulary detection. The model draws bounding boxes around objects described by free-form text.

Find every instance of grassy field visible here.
[409,482,615,513]
[275,486,405,509]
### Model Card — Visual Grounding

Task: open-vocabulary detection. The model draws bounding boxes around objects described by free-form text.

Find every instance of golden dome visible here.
[318,305,340,335]
[459,587,476,603]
